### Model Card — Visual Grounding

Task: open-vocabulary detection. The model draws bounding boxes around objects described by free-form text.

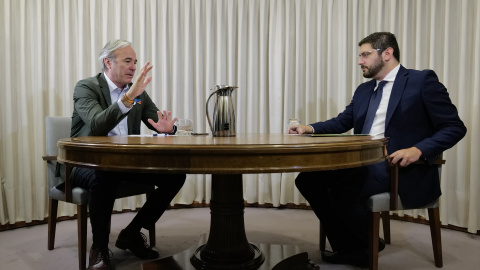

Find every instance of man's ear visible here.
[383,47,394,62]
[104,58,111,70]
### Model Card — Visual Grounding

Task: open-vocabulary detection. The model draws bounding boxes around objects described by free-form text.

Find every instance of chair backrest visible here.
[45,116,72,156]
[44,116,154,201]
[45,116,72,191]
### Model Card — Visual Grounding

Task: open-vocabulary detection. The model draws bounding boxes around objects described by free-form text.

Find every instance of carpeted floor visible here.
[0,207,478,270]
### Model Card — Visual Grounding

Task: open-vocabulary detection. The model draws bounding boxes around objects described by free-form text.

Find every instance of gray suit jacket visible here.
[71,73,161,137]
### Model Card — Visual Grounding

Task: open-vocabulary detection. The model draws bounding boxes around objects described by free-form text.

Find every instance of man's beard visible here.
[362,57,384,78]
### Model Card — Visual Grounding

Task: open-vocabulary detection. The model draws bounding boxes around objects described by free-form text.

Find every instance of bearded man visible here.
[288,32,466,268]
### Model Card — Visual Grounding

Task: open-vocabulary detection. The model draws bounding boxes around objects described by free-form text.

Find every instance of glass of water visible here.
[288,118,300,128]
[176,119,193,136]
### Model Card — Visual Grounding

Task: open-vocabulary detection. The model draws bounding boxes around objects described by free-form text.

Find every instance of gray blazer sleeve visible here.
[71,74,127,137]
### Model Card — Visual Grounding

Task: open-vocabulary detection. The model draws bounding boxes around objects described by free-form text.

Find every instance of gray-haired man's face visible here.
[104,46,137,88]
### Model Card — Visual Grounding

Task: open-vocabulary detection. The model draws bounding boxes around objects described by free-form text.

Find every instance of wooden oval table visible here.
[57,133,387,270]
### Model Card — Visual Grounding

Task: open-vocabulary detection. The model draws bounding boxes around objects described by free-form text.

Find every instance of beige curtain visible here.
[0,0,478,233]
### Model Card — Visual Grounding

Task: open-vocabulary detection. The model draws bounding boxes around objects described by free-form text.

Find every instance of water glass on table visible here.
[289,118,300,128]
[176,119,193,136]
[287,118,300,132]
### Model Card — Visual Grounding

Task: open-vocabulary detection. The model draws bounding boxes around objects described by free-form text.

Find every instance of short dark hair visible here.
[358,32,400,62]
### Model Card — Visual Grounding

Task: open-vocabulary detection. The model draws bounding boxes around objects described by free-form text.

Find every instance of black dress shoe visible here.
[321,250,368,268]
[321,238,386,268]
[115,229,159,259]
[88,246,113,270]
[379,238,386,252]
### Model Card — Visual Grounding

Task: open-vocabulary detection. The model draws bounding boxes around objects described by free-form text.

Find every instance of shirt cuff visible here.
[117,99,132,114]
[309,125,315,133]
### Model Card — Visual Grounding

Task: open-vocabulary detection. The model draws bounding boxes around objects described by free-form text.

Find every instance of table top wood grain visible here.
[57,133,387,174]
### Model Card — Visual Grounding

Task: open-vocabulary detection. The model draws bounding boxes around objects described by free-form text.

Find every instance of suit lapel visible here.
[98,73,112,106]
[359,80,377,115]
[355,80,377,134]
[385,65,408,128]
[127,107,136,134]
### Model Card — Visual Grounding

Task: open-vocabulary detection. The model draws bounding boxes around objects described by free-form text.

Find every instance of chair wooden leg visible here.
[428,207,443,268]
[369,211,380,270]
[319,222,326,251]
[149,226,156,247]
[381,211,391,244]
[47,199,58,250]
[77,204,88,270]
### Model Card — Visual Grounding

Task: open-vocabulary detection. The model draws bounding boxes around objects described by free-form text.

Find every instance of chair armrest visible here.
[389,157,446,210]
[413,159,446,165]
[42,155,74,203]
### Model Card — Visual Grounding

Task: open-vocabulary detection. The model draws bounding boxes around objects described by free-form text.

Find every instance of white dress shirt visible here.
[104,73,132,136]
[369,64,401,137]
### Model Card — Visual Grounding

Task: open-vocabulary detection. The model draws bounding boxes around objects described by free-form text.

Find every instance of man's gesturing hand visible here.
[148,110,178,134]
[127,62,153,99]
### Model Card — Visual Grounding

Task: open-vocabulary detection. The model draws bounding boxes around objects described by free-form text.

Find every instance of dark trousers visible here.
[72,167,186,248]
[295,161,389,253]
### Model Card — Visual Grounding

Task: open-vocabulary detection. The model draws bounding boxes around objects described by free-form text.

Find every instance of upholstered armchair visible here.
[43,116,156,270]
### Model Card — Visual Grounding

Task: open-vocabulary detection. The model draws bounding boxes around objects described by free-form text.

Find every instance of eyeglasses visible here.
[357,49,381,59]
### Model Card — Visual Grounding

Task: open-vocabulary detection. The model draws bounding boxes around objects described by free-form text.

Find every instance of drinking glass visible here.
[176,119,193,136]
[287,118,300,132]
[288,118,300,128]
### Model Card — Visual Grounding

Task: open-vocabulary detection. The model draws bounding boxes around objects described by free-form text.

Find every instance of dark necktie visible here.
[362,80,387,134]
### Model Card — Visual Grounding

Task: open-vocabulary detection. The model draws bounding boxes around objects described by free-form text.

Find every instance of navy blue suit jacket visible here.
[310,65,466,208]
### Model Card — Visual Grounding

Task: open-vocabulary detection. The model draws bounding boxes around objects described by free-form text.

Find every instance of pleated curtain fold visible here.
[0,0,478,234]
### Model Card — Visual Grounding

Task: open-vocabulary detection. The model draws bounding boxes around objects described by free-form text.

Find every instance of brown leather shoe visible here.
[88,246,113,270]
[115,229,159,259]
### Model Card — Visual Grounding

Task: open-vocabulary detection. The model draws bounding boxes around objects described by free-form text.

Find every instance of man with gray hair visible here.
[70,40,186,270]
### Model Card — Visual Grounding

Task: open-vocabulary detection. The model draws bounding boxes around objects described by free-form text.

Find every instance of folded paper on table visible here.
[305,134,370,137]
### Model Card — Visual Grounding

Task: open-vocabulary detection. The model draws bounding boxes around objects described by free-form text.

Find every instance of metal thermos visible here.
[206,85,238,137]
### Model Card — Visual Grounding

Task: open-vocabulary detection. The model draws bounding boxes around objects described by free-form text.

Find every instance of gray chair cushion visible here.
[49,186,90,205]
[48,159,154,204]
[45,116,155,206]
[368,192,439,212]
[47,159,91,205]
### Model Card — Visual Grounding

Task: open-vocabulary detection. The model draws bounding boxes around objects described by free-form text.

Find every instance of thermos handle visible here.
[206,90,217,133]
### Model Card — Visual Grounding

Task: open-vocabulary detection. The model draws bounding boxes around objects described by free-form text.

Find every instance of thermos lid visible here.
[211,85,238,91]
